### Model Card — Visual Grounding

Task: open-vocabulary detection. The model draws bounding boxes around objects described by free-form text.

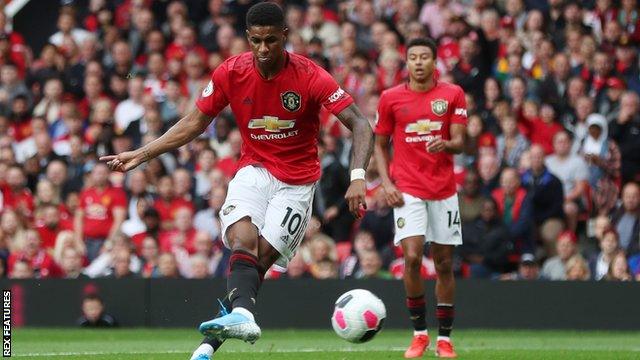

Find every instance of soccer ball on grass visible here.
[331,289,386,343]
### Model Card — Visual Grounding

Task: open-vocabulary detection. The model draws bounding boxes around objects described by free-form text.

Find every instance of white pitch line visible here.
[13,346,640,357]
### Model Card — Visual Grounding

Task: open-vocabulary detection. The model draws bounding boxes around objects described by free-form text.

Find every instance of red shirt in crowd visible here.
[35,218,73,250]
[159,228,197,254]
[520,117,564,154]
[153,197,194,224]
[196,51,354,185]
[0,183,35,219]
[8,251,58,278]
[375,81,468,200]
[79,186,127,239]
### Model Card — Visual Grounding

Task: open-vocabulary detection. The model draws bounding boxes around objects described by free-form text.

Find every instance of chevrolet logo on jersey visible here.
[248,116,296,132]
[405,120,442,135]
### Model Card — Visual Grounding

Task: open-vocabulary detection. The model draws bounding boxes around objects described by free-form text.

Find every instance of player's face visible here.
[246,25,288,68]
[407,45,435,82]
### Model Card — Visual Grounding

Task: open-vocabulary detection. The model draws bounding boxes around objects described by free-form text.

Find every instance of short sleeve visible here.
[450,86,468,125]
[311,66,354,115]
[374,91,394,136]
[195,63,230,117]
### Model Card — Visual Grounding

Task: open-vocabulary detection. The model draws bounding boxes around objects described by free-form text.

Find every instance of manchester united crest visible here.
[281,91,301,112]
[431,99,448,116]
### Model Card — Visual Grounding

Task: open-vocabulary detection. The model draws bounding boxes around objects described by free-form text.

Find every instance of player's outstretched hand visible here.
[382,181,405,208]
[99,150,145,173]
[345,179,366,219]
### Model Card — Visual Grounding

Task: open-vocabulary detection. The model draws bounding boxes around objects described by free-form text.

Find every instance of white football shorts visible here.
[219,165,315,268]
[393,192,462,246]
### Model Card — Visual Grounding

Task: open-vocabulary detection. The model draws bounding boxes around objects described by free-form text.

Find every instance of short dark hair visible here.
[246,2,285,29]
[406,38,438,59]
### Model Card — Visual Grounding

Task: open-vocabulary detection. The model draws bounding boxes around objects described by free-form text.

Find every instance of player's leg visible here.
[393,193,430,359]
[192,237,279,360]
[195,167,268,355]
[427,194,462,358]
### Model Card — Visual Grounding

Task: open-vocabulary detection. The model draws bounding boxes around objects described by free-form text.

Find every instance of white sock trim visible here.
[232,307,255,322]
[190,344,213,359]
[414,330,428,336]
[437,336,451,342]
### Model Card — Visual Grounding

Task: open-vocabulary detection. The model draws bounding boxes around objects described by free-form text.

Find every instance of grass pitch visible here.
[11,328,640,359]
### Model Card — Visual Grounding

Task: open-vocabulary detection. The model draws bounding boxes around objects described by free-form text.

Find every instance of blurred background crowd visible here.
[0,0,638,282]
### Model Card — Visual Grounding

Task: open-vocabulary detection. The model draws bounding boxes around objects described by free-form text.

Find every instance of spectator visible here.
[9,259,33,279]
[604,250,632,281]
[459,170,484,224]
[477,152,501,197]
[500,253,541,281]
[75,162,127,261]
[579,114,621,215]
[461,197,513,278]
[541,231,578,280]
[114,75,145,134]
[77,294,118,327]
[1,165,34,220]
[84,232,141,278]
[492,167,534,254]
[53,230,86,270]
[35,203,73,250]
[139,236,160,278]
[108,248,137,279]
[159,206,197,254]
[58,247,88,279]
[591,228,621,280]
[521,144,565,255]
[609,91,640,183]
[309,257,339,279]
[190,254,212,279]
[50,8,92,48]
[131,208,161,253]
[7,230,57,278]
[546,131,589,232]
[611,182,640,255]
[340,230,376,279]
[315,137,352,243]
[191,231,228,278]
[496,115,529,168]
[153,175,193,230]
[354,250,392,279]
[194,186,225,241]
[565,255,591,281]
[156,252,181,278]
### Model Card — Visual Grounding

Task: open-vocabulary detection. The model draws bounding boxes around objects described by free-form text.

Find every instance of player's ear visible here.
[283,27,289,40]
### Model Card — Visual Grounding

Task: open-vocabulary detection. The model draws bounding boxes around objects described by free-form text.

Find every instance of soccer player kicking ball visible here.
[374,38,466,359]
[100,3,373,359]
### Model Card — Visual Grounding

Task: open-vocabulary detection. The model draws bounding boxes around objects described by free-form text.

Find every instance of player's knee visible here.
[404,253,422,272]
[227,219,259,253]
[434,257,453,275]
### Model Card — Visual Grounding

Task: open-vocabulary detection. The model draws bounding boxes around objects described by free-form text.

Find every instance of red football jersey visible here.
[79,187,127,239]
[196,51,353,185]
[375,81,467,200]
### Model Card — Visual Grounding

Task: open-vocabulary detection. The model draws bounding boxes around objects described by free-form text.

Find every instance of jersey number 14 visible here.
[447,210,460,228]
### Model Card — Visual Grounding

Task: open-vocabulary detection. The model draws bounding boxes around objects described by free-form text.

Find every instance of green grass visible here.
[10,328,640,359]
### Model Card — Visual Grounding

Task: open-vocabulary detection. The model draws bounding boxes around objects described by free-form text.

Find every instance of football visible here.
[331,289,387,343]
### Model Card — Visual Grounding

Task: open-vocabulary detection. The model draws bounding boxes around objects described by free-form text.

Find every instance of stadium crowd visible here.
[0,0,638,282]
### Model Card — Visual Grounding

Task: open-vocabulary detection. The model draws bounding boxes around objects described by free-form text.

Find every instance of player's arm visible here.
[427,123,466,154]
[374,134,404,207]
[100,107,214,172]
[336,103,374,219]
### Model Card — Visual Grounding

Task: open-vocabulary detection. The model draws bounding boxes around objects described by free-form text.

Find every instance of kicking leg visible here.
[198,218,262,343]
[432,243,457,358]
[402,236,430,359]
[191,235,281,359]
